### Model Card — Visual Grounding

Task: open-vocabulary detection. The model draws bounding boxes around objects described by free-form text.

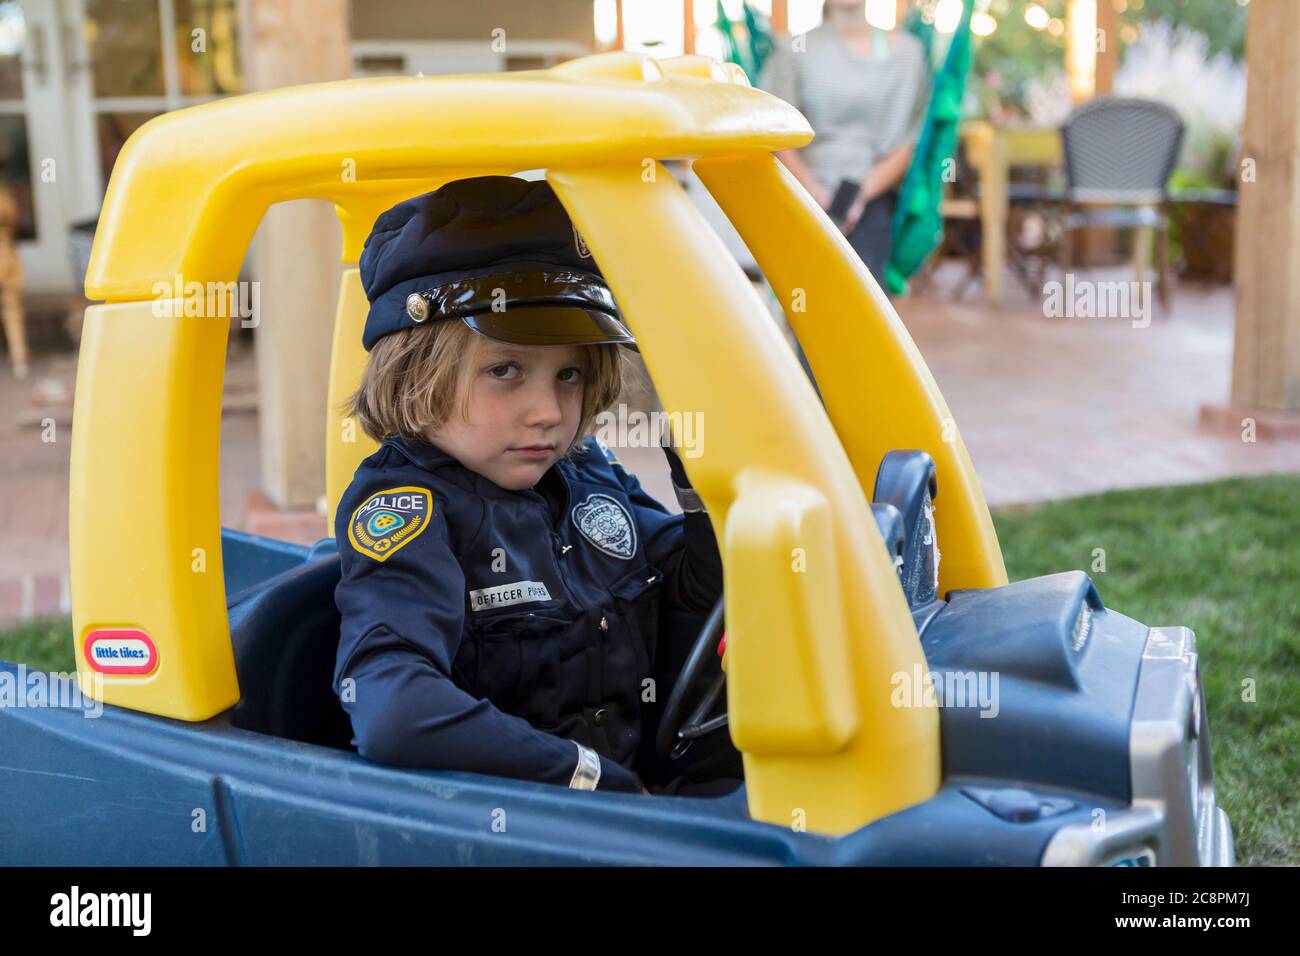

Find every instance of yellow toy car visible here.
[0,51,1231,865]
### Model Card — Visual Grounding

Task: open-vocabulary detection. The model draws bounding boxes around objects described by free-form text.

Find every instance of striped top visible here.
[757,23,930,193]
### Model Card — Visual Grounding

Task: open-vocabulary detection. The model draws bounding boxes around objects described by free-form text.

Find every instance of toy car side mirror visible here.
[872,451,940,608]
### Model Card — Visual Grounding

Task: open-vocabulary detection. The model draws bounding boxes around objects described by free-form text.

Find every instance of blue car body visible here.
[0,453,1234,865]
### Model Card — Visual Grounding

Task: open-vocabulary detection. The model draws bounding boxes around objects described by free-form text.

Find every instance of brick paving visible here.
[2,274,1296,625]
[904,268,1300,506]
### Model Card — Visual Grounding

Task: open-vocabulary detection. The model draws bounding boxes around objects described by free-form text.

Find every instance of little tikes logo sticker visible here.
[84,629,158,675]
[349,486,433,562]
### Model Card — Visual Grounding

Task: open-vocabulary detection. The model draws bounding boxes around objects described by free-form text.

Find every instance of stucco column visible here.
[239,0,351,509]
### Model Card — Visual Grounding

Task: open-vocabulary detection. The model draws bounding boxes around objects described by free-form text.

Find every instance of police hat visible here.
[358,176,635,352]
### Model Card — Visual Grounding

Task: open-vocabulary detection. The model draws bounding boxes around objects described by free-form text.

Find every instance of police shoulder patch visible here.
[571,493,637,560]
[348,485,434,562]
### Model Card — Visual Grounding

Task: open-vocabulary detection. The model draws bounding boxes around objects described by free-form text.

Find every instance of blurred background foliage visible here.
[968,0,1248,185]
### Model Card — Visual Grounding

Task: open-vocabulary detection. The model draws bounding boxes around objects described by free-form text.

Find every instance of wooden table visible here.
[0,188,26,378]
[961,122,1063,305]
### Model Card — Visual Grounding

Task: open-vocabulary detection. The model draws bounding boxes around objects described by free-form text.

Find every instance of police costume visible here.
[333,176,722,794]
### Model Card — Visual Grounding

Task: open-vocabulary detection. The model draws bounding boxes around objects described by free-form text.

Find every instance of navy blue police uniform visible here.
[333,175,723,793]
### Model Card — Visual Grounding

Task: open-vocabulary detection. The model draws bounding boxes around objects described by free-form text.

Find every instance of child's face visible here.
[429,339,586,490]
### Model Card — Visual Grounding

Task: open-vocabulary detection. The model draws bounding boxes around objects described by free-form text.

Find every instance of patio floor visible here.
[2,268,1297,624]
[903,268,1300,506]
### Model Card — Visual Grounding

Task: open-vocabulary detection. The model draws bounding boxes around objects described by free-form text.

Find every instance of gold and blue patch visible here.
[348,486,434,562]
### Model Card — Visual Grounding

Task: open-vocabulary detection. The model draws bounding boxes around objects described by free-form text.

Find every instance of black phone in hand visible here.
[827,178,861,226]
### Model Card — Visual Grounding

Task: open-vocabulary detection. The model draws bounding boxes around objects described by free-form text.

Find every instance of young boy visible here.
[333,175,725,794]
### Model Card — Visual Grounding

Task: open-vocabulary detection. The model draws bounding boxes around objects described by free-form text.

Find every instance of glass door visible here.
[3,0,241,295]
[4,0,86,293]
[79,0,241,192]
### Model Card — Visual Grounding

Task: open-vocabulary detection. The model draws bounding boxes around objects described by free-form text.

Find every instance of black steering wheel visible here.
[655,597,729,759]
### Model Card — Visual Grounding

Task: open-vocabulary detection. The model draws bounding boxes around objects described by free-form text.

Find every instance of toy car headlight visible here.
[1044,627,1232,866]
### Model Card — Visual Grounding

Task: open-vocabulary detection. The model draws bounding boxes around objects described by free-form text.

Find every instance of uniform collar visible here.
[383,434,461,474]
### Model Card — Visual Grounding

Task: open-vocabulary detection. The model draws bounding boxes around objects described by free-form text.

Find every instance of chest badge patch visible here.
[571,493,637,560]
[348,486,433,562]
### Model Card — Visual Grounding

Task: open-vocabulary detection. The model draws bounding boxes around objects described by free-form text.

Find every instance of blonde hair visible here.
[345,320,624,457]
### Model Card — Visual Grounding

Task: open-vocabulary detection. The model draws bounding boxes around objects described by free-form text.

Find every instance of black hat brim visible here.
[461,306,636,348]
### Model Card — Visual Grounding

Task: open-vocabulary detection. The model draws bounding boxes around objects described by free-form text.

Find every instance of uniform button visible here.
[594,708,606,725]
[599,616,609,632]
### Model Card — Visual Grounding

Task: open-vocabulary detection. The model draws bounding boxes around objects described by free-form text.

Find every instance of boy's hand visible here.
[663,444,705,514]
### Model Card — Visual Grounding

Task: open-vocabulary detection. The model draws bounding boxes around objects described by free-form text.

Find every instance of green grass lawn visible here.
[1,617,74,673]
[2,475,1296,865]
[994,475,1300,867]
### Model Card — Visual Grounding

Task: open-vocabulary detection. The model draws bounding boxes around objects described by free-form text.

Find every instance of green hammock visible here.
[886,0,975,296]
[715,1,774,85]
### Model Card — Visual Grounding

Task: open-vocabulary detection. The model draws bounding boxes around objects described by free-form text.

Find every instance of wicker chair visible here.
[1058,97,1185,311]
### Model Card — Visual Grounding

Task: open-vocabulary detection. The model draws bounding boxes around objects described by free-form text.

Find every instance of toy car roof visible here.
[85,52,812,301]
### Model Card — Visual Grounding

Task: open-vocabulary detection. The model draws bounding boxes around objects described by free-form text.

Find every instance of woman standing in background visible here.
[758,0,930,284]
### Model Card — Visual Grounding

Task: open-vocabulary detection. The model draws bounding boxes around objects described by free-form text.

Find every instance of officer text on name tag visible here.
[469,580,553,612]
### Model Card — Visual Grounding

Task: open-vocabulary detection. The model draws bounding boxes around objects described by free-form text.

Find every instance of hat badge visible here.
[405,293,430,322]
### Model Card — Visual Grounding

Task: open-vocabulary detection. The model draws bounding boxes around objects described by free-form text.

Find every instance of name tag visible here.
[468,580,553,612]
